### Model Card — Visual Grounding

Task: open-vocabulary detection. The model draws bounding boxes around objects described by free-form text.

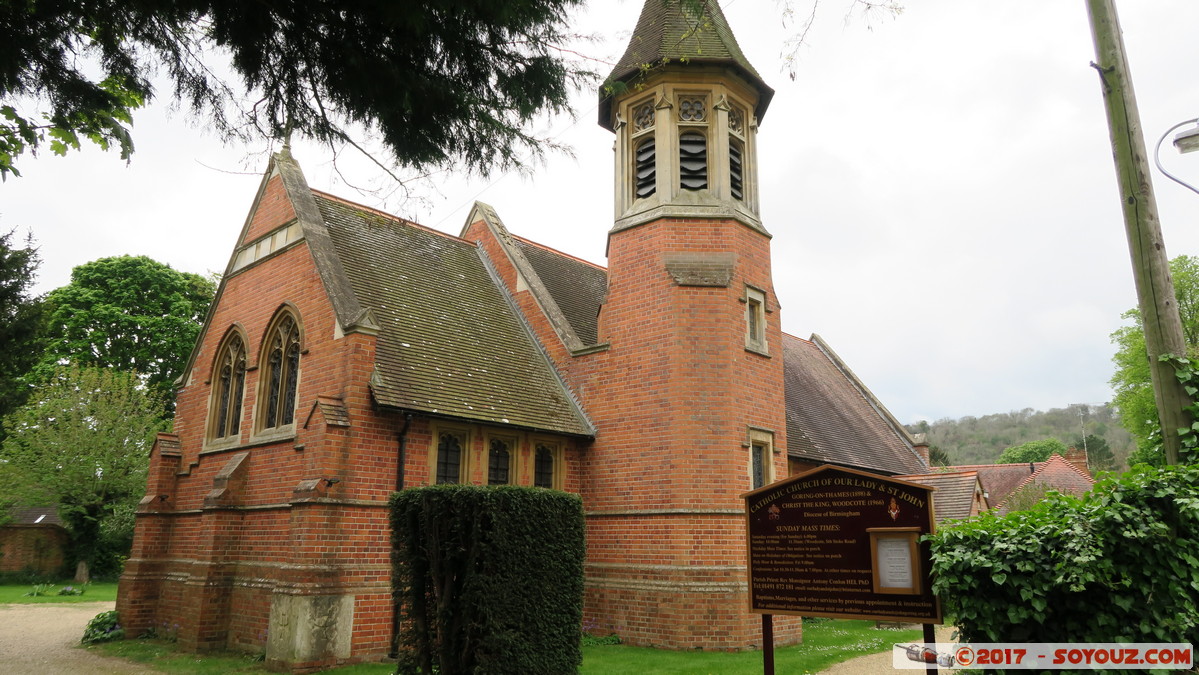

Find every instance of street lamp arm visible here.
[1153,118,1199,197]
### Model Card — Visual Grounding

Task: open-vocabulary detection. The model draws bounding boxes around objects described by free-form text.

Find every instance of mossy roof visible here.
[513,238,607,346]
[314,195,592,437]
[600,0,773,128]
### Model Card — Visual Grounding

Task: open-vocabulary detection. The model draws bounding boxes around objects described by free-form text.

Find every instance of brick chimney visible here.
[1064,446,1090,476]
[912,433,932,468]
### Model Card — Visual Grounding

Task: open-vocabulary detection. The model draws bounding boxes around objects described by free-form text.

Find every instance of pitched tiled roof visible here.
[513,238,607,346]
[600,0,773,128]
[897,471,985,524]
[783,334,928,475]
[7,506,63,527]
[312,194,593,437]
[995,455,1095,514]
[943,462,1041,507]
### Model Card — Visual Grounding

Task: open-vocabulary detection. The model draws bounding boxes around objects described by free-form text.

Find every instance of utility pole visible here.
[1085,0,1193,465]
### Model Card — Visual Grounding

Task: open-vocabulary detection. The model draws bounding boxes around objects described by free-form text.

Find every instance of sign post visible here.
[743,465,941,672]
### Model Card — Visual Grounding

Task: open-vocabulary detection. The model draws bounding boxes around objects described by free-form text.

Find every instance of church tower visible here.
[579,0,801,648]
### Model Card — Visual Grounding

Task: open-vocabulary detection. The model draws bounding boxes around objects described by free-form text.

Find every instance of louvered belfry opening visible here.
[729,138,744,200]
[635,136,656,198]
[679,131,708,190]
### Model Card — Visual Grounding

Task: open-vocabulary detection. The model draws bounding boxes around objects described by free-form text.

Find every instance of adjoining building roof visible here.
[783,334,929,476]
[897,471,987,524]
[309,191,593,438]
[942,462,1044,507]
[599,0,774,129]
[513,238,607,346]
[6,506,63,527]
[942,455,1095,514]
[994,454,1095,514]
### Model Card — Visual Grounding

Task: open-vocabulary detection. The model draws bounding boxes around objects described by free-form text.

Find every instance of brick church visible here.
[117,0,930,670]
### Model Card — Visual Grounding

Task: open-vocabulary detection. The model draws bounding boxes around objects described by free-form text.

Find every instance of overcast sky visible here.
[3,1,1198,425]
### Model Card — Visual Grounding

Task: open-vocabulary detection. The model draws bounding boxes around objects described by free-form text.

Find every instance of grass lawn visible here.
[580,619,922,674]
[91,618,917,674]
[96,640,394,675]
[0,580,118,604]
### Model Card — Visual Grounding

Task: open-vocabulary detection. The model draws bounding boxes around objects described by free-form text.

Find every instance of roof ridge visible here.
[781,331,814,345]
[511,234,608,272]
[1045,453,1096,481]
[896,470,979,479]
[946,463,1041,470]
[310,189,471,245]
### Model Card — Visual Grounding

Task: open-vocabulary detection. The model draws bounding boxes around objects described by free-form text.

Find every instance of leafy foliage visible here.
[930,464,1199,657]
[0,229,43,433]
[23,582,53,597]
[927,444,951,467]
[82,609,125,645]
[0,366,165,580]
[997,438,1067,464]
[0,0,588,179]
[1167,354,1199,466]
[1110,256,1199,466]
[391,485,585,675]
[39,256,214,411]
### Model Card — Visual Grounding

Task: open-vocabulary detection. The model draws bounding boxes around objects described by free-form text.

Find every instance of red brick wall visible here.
[0,526,69,575]
[119,225,406,668]
[124,171,800,667]
[469,213,801,648]
[244,174,297,243]
[120,211,583,670]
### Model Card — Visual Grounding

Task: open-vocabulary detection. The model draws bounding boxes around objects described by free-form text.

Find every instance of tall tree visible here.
[0,229,42,432]
[0,0,588,179]
[39,256,214,409]
[0,366,165,582]
[997,438,1067,465]
[1072,434,1116,473]
[927,444,952,467]
[1110,255,1199,465]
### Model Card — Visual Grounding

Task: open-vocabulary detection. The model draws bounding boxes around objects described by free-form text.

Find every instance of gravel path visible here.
[0,601,164,675]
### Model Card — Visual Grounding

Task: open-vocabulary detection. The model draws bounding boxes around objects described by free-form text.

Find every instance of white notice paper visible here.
[876,537,913,590]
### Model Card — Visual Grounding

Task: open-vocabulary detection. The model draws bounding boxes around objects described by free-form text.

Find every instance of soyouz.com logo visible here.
[892,642,1193,670]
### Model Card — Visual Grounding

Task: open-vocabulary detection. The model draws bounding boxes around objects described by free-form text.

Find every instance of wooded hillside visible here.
[906,404,1134,469]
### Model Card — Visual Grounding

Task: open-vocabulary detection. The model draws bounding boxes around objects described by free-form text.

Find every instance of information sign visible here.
[743,464,941,623]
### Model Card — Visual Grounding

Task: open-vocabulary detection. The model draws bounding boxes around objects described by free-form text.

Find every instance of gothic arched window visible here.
[260,312,301,430]
[210,332,246,440]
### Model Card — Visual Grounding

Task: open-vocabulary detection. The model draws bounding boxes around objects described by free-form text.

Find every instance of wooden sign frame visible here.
[742,464,941,624]
[867,527,922,595]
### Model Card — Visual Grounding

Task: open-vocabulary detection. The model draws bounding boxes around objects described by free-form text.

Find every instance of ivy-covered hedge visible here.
[390,484,585,675]
[929,465,1199,655]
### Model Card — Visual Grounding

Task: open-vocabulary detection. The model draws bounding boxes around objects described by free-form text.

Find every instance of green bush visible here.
[82,609,125,644]
[391,484,585,675]
[57,583,85,596]
[930,465,1199,658]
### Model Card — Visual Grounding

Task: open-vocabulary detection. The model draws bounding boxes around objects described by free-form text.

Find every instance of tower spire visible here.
[600,0,772,232]
[599,0,773,130]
